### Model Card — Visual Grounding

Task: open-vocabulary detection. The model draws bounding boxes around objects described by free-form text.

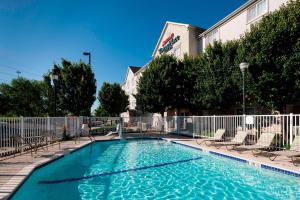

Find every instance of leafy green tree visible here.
[135,55,185,116]
[239,0,300,112]
[96,82,129,117]
[191,41,243,113]
[0,78,46,116]
[46,59,96,116]
[0,89,11,115]
[94,105,110,117]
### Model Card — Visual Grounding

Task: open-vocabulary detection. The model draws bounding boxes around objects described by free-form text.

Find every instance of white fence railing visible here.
[122,114,300,149]
[0,117,81,150]
[1,114,300,152]
[83,117,121,135]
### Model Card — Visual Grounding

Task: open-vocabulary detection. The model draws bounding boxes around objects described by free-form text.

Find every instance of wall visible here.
[121,69,138,110]
[202,0,290,50]
[153,23,198,59]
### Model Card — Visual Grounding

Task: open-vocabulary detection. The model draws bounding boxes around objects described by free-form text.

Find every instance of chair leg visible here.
[252,149,260,157]
[268,153,278,161]
[292,156,298,166]
[196,139,204,145]
[226,145,232,151]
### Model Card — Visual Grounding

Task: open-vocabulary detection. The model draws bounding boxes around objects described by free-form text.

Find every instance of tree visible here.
[239,0,300,112]
[0,90,11,115]
[0,78,46,116]
[94,105,110,117]
[135,55,185,116]
[46,59,96,116]
[192,41,243,113]
[96,82,129,117]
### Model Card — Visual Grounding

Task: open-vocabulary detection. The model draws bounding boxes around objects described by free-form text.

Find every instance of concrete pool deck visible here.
[0,133,299,199]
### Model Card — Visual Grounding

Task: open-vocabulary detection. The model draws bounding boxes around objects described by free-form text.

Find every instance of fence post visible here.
[119,117,123,138]
[21,116,24,138]
[243,114,246,131]
[213,115,216,134]
[176,116,179,136]
[64,116,68,128]
[47,116,50,132]
[290,113,293,146]
[192,116,195,138]
[76,116,81,143]
[139,116,142,134]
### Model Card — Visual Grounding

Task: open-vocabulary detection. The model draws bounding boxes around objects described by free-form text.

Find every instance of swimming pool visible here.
[11,139,300,200]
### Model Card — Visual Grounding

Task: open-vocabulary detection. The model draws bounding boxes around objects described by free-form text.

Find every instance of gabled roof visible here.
[135,61,151,75]
[152,21,205,57]
[129,66,141,73]
[122,66,141,86]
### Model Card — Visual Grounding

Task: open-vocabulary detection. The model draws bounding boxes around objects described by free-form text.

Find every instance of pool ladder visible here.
[88,134,96,142]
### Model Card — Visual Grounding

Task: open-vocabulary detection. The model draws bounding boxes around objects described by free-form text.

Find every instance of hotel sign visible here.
[159,33,180,54]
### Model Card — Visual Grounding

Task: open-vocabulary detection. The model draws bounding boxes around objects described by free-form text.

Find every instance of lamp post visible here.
[83,52,91,66]
[50,74,59,117]
[239,62,249,115]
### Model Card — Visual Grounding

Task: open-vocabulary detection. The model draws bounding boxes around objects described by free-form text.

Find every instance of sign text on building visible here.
[159,33,180,54]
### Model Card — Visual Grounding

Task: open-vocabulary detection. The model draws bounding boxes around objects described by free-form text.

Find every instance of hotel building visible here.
[121,0,289,118]
[121,22,205,118]
[200,0,288,50]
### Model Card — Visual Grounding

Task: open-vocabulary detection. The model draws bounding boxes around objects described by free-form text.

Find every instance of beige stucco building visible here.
[121,0,290,118]
[121,22,205,118]
[200,0,289,50]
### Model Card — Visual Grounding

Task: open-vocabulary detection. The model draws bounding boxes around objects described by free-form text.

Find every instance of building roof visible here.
[135,61,151,75]
[199,0,261,37]
[152,21,206,57]
[129,66,142,73]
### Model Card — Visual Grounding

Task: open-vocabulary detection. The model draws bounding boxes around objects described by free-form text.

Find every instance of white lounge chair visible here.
[213,130,248,150]
[235,132,276,155]
[269,136,300,165]
[106,123,121,136]
[196,129,226,146]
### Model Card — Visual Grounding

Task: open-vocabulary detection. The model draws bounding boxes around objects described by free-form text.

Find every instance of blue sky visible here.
[0,0,247,110]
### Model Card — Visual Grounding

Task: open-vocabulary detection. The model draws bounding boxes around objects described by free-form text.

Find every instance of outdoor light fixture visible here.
[50,73,59,117]
[83,52,91,66]
[239,62,249,115]
[239,62,249,73]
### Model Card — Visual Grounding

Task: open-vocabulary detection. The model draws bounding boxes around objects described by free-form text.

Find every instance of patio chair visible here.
[11,135,35,156]
[196,129,226,146]
[235,132,276,155]
[81,124,95,142]
[213,130,248,150]
[0,147,17,157]
[106,123,121,136]
[268,136,300,166]
[43,130,62,149]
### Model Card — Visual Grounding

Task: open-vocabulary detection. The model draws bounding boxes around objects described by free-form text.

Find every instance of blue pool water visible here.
[11,139,300,200]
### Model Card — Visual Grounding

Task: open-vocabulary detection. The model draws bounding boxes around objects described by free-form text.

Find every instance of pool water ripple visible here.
[11,139,300,200]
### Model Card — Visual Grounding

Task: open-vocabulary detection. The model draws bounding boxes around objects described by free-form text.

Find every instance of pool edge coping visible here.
[3,140,93,200]
[167,139,300,178]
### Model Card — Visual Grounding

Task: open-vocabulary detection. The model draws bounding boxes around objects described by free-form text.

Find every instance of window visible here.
[247,0,267,23]
[174,46,181,57]
[206,29,219,46]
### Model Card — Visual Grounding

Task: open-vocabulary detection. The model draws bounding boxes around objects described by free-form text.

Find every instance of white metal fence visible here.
[1,114,300,152]
[0,117,81,150]
[83,117,121,135]
[122,114,300,149]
